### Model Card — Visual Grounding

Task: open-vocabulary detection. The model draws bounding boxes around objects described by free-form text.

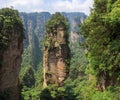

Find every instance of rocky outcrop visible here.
[0,34,23,100]
[0,8,24,100]
[43,27,69,87]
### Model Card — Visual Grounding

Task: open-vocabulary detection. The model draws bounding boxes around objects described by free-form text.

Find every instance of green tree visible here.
[81,0,120,90]
[21,66,35,88]
[46,12,69,34]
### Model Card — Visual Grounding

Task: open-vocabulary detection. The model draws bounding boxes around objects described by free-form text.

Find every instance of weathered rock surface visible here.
[0,34,23,100]
[43,27,69,87]
[0,8,24,100]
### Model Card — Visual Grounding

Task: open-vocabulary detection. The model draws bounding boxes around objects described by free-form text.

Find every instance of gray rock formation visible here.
[43,27,69,87]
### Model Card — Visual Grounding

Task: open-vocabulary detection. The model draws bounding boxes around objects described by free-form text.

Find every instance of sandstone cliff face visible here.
[43,27,69,87]
[0,34,23,100]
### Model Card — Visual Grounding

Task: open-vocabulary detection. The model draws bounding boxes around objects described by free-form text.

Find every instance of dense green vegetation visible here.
[82,0,120,88]
[46,12,69,34]
[80,0,120,99]
[0,8,24,67]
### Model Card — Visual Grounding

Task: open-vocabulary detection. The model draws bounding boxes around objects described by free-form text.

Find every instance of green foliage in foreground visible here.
[81,0,120,89]
[39,77,120,100]
[20,63,44,100]
[20,66,35,88]
[40,84,76,100]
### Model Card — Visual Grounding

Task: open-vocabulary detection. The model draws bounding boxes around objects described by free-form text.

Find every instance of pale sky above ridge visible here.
[0,0,94,15]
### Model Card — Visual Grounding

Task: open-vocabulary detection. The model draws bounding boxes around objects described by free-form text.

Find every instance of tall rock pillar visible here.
[43,13,70,87]
[0,8,24,100]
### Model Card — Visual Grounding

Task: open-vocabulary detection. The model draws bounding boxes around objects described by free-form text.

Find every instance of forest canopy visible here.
[81,0,120,90]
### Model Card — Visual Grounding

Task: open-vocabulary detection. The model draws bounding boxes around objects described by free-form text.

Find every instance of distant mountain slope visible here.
[19,12,87,68]
[62,12,87,32]
[20,12,51,47]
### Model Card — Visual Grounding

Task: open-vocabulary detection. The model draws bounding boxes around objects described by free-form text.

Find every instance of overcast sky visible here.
[0,0,93,15]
